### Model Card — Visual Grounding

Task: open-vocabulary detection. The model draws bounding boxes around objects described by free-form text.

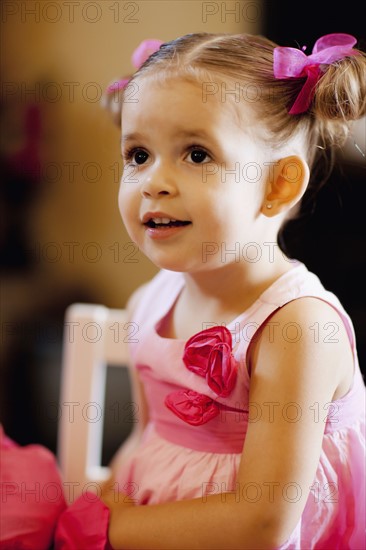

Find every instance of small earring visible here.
[266,203,272,209]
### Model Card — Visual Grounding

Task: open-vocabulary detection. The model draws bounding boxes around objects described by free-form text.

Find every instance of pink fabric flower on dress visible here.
[165,390,220,426]
[183,326,237,397]
[165,326,238,426]
[273,33,359,114]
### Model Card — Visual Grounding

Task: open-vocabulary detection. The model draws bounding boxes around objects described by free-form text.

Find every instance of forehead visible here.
[121,77,256,137]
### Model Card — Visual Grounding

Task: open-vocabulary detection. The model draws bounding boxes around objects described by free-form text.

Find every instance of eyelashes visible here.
[121,145,213,165]
[122,147,148,165]
[186,146,212,164]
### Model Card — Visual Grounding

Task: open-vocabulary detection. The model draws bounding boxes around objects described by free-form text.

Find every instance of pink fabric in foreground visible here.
[54,493,112,550]
[0,424,67,550]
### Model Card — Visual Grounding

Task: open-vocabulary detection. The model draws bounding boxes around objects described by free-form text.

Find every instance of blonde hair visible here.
[124,32,366,169]
[108,32,366,251]
[117,32,365,243]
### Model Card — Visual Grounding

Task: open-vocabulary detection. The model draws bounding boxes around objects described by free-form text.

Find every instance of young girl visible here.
[57,33,366,549]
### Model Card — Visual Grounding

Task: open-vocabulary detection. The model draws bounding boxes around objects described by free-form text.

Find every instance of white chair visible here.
[57,303,132,502]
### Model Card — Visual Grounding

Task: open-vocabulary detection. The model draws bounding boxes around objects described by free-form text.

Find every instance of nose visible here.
[140,162,178,199]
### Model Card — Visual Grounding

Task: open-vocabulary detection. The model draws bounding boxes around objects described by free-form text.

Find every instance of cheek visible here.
[118,183,135,225]
[118,184,126,217]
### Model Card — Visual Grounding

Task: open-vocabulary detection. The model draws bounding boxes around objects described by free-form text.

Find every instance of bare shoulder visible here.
[268,296,353,359]
[249,296,354,401]
[237,296,354,543]
[270,295,348,324]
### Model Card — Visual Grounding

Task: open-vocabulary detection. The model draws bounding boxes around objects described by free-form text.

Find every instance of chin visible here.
[142,251,189,273]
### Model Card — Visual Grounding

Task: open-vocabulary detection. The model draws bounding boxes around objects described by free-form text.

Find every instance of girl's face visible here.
[119,77,273,273]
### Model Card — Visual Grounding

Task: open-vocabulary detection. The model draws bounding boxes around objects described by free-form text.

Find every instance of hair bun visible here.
[313,52,366,145]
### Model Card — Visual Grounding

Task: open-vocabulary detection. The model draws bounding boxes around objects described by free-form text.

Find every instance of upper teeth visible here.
[152,217,176,224]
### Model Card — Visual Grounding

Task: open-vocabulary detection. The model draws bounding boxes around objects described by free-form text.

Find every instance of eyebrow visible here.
[121,129,213,145]
[121,132,144,145]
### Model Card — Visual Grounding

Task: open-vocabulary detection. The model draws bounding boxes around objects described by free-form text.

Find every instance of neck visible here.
[182,251,297,312]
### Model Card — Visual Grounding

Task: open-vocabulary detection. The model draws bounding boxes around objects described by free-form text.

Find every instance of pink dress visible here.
[116,260,366,549]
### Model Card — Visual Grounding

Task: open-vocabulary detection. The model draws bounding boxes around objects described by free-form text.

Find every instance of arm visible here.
[107,297,349,550]
[108,284,150,478]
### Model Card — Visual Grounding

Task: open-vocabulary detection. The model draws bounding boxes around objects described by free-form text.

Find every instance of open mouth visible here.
[145,218,192,228]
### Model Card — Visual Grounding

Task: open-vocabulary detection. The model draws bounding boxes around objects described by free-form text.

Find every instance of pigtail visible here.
[313,50,366,148]
[278,47,366,257]
[100,76,132,127]
[101,39,164,127]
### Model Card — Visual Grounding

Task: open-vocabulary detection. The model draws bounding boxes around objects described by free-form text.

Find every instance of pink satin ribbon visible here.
[273,33,359,114]
[107,38,163,93]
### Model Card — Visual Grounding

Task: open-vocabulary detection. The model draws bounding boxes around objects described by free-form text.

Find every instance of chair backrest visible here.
[57,303,130,501]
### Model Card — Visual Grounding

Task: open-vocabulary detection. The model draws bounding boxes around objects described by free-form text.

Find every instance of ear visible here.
[261,155,309,217]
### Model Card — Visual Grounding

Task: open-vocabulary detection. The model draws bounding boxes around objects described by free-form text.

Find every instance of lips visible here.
[141,211,192,240]
[141,211,191,228]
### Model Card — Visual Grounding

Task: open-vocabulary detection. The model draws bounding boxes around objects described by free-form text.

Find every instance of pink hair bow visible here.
[273,33,358,115]
[107,38,164,93]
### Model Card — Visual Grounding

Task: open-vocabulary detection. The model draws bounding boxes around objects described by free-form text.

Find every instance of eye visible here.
[186,146,212,164]
[123,148,149,165]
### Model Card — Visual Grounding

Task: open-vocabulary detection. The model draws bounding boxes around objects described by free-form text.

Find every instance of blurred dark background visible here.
[1,0,365,464]
[265,0,366,378]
